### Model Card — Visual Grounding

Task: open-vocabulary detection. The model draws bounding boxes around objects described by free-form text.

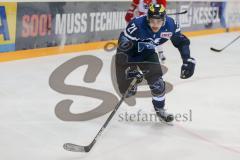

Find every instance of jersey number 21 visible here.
[127,23,137,34]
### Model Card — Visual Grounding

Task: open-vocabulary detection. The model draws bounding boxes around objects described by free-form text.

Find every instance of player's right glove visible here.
[125,67,143,84]
[125,67,143,98]
[180,57,196,79]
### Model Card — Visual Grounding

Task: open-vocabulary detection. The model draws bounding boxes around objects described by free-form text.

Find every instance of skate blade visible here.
[158,117,174,126]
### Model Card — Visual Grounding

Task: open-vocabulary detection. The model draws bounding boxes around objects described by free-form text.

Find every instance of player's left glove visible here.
[180,57,196,79]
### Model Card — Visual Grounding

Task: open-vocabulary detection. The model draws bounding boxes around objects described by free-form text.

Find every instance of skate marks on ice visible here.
[176,124,240,154]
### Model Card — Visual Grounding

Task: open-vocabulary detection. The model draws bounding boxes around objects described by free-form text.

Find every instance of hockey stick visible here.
[63,77,139,153]
[210,35,240,52]
[167,10,188,15]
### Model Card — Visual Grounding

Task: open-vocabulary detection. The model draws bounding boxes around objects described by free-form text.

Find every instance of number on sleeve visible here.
[127,23,137,34]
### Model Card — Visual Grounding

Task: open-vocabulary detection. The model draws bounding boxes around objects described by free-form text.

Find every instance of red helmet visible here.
[144,0,152,5]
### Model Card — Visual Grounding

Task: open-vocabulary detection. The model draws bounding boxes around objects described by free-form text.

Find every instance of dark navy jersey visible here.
[118,15,191,61]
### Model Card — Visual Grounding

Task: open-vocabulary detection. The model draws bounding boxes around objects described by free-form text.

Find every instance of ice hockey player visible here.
[115,4,196,122]
[125,0,167,62]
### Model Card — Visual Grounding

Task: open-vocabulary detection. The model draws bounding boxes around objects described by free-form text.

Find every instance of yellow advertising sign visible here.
[0,2,17,52]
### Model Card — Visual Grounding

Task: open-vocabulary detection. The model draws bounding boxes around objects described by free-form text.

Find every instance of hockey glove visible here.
[180,57,196,79]
[125,67,143,84]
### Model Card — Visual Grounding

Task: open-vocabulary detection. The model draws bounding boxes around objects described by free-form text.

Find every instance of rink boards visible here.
[0,1,240,62]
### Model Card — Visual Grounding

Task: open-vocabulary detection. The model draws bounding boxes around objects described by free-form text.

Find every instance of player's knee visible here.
[149,78,165,97]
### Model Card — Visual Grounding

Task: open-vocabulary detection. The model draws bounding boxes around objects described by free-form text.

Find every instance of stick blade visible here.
[210,47,222,52]
[168,10,187,15]
[63,143,90,152]
[181,10,188,14]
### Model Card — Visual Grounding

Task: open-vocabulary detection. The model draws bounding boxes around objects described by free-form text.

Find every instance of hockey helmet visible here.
[147,3,166,20]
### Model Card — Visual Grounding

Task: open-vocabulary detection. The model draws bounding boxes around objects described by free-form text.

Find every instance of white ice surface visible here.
[0,32,240,160]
